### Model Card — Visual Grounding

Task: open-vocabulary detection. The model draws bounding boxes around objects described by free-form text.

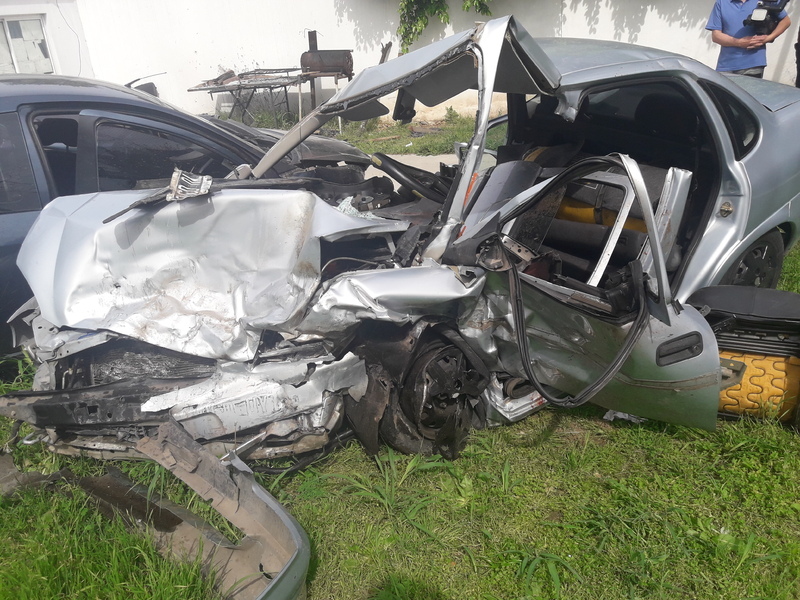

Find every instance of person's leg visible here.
[795,43,800,87]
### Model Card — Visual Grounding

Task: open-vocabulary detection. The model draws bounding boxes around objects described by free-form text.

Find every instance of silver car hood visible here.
[17,189,408,361]
[325,16,560,109]
[253,15,561,178]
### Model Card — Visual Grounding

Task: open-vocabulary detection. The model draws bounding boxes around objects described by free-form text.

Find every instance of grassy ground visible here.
[334,109,507,156]
[0,486,218,600]
[1,163,799,598]
[272,408,800,600]
[0,364,220,600]
[253,105,508,156]
[779,240,800,291]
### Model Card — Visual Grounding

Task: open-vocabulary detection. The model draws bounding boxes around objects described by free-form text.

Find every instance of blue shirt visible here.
[706,0,787,71]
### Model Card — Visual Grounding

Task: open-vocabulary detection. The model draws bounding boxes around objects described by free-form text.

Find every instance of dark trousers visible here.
[796,43,800,87]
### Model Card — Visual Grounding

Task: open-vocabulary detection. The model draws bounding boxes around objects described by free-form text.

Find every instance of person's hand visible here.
[746,35,768,48]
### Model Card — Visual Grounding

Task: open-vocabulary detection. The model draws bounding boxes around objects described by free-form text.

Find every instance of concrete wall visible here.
[0,0,94,77]
[70,0,799,116]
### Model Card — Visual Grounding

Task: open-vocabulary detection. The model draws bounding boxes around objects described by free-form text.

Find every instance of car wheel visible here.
[379,341,479,459]
[720,230,784,288]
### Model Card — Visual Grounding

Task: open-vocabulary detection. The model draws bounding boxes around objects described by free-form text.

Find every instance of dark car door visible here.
[0,107,256,354]
[0,111,47,351]
[28,110,249,195]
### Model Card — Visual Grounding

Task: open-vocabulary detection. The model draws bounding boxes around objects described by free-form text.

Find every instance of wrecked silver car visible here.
[4,17,800,472]
[4,16,800,596]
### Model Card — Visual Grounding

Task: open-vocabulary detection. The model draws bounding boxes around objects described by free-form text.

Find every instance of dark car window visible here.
[580,82,699,142]
[700,82,759,160]
[0,112,39,212]
[575,82,701,172]
[33,116,79,197]
[96,122,236,191]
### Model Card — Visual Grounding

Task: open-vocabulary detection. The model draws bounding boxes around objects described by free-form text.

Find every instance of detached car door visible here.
[484,155,721,428]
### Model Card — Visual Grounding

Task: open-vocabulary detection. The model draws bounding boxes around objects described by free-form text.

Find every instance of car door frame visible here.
[72,109,257,194]
[20,104,262,199]
[487,154,722,429]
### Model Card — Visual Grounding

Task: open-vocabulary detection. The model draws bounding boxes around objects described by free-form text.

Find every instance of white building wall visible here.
[0,0,94,77]
[75,0,401,114]
[72,0,799,116]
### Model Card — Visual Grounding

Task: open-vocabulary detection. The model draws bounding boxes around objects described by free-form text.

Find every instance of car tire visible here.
[719,230,784,288]
[379,341,476,459]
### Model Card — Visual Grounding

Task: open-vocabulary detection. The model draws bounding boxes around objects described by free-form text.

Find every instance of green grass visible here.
[0,356,33,394]
[0,360,223,600]
[0,485,219,600]
[334,109,507,156]
[243,103,507,156]
[250,110,297,131]
[260,411,800,600]
[7,397,800,599]
[0,144,799,598]
[779,240,800,291]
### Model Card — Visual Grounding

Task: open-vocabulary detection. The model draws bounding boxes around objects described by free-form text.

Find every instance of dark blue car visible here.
[0,75,369,353]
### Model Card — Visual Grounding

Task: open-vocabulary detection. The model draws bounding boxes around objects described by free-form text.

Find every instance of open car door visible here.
[474,155,721,428]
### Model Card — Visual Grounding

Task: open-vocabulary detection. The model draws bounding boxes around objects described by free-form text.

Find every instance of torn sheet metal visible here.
[166,169,212,201]
[17,188,407,362]
[253,16,560,177]
[9,300,116,369]
[603,410,647,424]
[0,453,62,497]
[296,262,486,336]
[1,442,308,600]
[481,374,547,425]
[137,420,309,600]
[321,16,558,113]
[142,352,367,441]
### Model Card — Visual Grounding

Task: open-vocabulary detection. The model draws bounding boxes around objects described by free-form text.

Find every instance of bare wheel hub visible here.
[401,345,481,441]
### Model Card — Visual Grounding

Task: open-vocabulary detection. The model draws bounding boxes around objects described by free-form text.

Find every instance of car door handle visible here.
[656,332,704,366]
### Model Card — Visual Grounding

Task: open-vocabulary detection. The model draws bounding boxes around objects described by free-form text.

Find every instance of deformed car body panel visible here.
[254,16,561,180]
[455,156,720,429]
[18,188,407,361]
[295,261,486,336]
[7,153,721,442]
[0,74,376,355]
[0,438,310,600]
[136,420,310,600]
[142,353,367,444]
[467,271,720,430]
[320,16,560,113]
[4,16,733,457]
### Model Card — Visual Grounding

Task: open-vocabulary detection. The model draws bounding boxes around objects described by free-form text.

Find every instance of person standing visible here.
[706,0,791,78]
[795,26,800,86]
